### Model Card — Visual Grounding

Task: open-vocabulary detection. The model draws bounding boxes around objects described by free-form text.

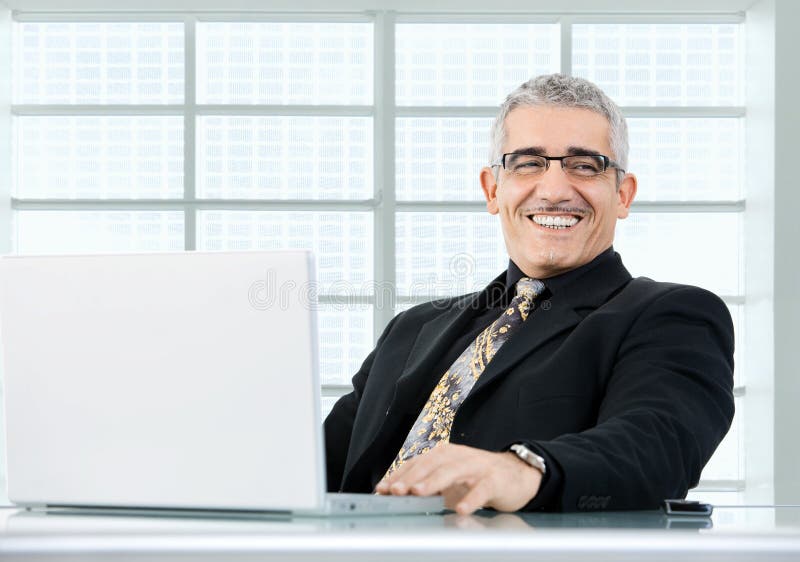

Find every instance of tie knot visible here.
[515,277,545,302]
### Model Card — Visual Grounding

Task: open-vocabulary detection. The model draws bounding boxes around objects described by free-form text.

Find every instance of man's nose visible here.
[531,164,576,205]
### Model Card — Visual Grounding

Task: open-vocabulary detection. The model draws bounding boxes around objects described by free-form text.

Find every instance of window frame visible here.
[1,6,755,497]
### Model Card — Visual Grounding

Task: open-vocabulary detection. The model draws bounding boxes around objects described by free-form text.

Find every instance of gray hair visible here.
[489,74,629,172]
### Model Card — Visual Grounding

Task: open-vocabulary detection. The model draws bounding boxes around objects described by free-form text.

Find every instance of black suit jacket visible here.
[324,253,735,511]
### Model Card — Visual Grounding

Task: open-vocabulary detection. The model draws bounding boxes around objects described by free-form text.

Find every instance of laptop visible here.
[0,250,443,516]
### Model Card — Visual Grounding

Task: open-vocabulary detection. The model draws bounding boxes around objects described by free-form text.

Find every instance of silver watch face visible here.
[511,444,546,473]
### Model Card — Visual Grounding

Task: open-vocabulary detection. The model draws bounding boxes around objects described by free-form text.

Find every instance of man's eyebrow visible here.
[508,146,606,157]
[565,146,603,157]
[508,146,547,156]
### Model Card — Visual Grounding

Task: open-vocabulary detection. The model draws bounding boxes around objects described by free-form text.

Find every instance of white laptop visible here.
[0,250,443,516]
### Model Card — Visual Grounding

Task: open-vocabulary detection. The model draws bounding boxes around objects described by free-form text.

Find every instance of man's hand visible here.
[374,443,543,515]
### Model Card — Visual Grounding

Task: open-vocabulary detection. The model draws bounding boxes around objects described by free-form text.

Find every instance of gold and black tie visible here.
[384,277,545,477]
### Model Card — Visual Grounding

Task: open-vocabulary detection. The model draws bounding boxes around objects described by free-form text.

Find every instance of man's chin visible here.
[516,252,576,279]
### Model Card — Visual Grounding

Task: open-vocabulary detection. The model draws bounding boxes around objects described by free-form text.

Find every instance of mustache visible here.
[522,206,590,216]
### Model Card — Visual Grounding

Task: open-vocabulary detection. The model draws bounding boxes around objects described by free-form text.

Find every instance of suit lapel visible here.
[391,272,506,410]
[342,274,507,485]
[466,254,633,399]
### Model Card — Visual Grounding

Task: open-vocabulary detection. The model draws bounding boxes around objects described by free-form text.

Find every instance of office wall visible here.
[744,0,775,506]
[0,0,759,12]
[0,0,11,506]
[744,0,800,507]
[773,0,800,506]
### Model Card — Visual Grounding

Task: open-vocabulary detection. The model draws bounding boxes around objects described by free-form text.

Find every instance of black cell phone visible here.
[663,499,714,517]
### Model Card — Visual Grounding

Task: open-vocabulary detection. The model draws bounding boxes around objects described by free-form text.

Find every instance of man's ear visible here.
[616,173,637,219]
[480,167,500,215]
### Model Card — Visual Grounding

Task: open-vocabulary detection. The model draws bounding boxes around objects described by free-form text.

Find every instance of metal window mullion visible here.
[630,201,745,213]
[13,12,188,23]
[11,105,185,116]
[11,199,378,211]
[622,106,746,118]
[194,13,374,23]
[393,12,744,24]
[564,13,745,25]
[196,105,373,116]
[11,11,745,25]
[183,16,197,251]
[393,106,746,119]
[395,106,497,117]
[11,104,747,119]
[395,201,486,212]
[693,479,746,491]
[395,14,560,24]
[321,384,355,398]
[12,12,374,23]
[560,16,573,75]
[11,104,375,116]
[372,11,396,342]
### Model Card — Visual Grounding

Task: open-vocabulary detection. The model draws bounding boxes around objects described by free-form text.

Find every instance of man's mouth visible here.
[527,214,583,230]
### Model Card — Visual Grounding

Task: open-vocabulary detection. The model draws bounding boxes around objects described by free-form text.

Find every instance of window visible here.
[2,8,748,497]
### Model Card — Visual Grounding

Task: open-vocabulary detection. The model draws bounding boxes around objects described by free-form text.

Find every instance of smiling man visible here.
[324,74,735,514]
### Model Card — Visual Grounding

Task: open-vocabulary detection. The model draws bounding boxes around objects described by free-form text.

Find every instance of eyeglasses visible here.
[491,153,625,178]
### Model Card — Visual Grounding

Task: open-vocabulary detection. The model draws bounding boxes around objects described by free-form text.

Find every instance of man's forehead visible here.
[503,105,611,153]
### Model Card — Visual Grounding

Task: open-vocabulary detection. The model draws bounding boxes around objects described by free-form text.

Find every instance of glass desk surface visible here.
[1,505,799,561]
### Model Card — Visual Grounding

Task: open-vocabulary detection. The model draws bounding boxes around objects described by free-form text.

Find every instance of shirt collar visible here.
[505,246,616,295]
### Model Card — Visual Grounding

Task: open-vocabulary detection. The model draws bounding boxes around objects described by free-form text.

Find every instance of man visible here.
[324,74,734,514]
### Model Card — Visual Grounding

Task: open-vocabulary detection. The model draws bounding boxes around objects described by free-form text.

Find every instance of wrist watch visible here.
[510,443,547,474]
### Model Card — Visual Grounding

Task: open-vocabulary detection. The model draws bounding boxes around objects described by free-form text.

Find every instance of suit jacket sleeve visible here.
[524,284,735,511]
[323,312,404,492]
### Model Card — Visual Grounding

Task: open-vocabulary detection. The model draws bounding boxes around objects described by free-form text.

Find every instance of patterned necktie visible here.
[384,277,545,477]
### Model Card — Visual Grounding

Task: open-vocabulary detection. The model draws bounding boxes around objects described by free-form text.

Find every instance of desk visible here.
[1,506,799,561]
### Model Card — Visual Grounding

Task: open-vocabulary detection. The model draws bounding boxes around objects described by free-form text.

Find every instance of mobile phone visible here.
[663,499,714,517]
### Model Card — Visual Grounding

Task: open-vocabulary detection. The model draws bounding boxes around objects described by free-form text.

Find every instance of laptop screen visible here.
[0,250,325,512]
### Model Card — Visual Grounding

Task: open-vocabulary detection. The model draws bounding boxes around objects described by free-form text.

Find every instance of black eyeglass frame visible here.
[491,153,626,176]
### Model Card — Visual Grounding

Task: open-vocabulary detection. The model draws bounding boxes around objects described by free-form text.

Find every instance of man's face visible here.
[480,105,637,279]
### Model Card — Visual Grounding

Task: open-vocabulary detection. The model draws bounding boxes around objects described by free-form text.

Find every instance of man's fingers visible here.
[409,461,471,496]
[375,450,441,495]
[377,445,541,513]
[390,456,446,495]
[453,479,492,515]
[441,482,471,510]
[378,444,454,495]
[375,448,427,492]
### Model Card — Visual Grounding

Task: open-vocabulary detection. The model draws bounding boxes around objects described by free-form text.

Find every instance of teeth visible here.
[531,215,580,229]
